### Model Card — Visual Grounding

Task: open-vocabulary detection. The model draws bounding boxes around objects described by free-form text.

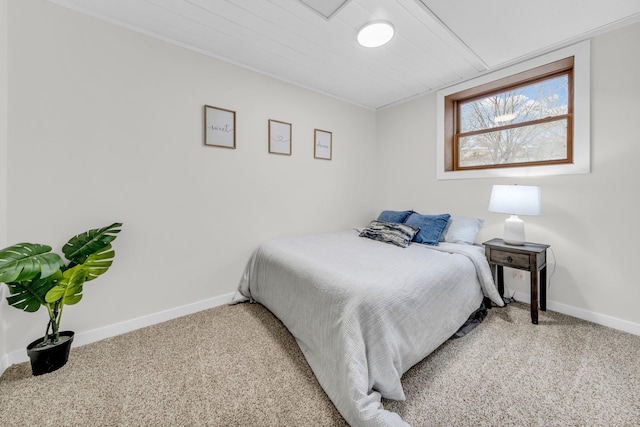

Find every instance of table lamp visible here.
[488,185,541,245]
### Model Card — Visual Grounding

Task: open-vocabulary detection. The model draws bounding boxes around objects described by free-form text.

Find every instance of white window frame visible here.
[436,40,590,180]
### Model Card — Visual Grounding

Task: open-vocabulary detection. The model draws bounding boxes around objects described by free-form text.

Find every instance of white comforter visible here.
[232,230,503,426]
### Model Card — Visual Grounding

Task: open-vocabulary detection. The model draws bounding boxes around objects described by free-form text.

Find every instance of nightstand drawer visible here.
[490,250,530,269]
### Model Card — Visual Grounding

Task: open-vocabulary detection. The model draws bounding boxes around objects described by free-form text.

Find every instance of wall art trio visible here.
[204,105,332,160]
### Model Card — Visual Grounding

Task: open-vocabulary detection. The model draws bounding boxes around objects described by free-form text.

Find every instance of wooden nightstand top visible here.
[483,238,549,254]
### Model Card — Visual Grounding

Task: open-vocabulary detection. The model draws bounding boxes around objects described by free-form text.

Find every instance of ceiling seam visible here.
[413,0,489,70]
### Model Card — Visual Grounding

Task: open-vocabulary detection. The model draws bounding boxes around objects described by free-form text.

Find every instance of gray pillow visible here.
[359,220,419,248]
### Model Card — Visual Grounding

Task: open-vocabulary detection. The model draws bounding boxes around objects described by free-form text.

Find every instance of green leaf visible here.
[83,245,115,281]
[46,265,87,305]
[5,274,58,312]
[62,223,122,265]
[63,290,83,305]
[0,243,64,283]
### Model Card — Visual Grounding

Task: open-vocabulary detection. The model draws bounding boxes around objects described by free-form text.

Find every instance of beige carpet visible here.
[1,302,638,426]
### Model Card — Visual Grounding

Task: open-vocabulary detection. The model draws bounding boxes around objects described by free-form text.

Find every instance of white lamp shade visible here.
[488,185,541,216]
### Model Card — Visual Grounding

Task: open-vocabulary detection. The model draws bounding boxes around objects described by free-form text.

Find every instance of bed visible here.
[232,224,503,426]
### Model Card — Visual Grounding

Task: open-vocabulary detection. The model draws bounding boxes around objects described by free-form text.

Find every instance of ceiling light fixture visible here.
[357,21,394,48]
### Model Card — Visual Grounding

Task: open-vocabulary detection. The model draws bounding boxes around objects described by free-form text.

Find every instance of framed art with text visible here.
[314,129,332,160]
[268,119,292,155]
[204,105,236,149]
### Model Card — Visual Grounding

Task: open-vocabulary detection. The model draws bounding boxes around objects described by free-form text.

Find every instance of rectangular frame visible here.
[204,105,236,149]
[314,129,332,160]
[268,119,292,155]
[436,41,590,180]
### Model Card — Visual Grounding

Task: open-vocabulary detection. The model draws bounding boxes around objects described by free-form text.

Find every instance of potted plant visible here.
[0,222,122,375]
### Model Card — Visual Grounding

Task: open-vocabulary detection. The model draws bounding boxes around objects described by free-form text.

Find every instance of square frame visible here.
[269,119,292,155]
[204,105,236,149]
[314,129,332,160]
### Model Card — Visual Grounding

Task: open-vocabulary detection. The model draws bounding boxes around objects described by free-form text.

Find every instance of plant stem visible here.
[42,321,51,346]
[51,301,61,343]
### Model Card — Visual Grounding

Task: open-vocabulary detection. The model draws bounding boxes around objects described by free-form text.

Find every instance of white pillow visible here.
[440,217,484,245]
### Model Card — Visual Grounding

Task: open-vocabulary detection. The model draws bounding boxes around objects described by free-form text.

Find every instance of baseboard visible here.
[0,292,235,376]
[512,291,640,336]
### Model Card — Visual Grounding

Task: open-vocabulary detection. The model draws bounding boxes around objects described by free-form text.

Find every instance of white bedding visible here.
[232,230,503,426]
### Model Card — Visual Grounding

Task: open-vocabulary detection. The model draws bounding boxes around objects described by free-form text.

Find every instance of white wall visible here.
[0,0,9,368]
[2,0,376,361]
[375,21,640,332]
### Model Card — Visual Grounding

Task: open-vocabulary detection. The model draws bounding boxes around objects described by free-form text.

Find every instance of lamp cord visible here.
[502,245,557,303]
[547,246,557,289]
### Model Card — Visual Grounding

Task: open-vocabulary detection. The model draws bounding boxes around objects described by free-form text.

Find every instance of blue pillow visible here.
[404,213,451,245]
[376,210,413,223]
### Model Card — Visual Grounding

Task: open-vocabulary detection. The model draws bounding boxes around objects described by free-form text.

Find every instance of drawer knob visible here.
[506,256,513,263]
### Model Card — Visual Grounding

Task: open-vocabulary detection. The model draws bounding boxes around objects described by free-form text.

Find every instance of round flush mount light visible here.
[357,21,394,48]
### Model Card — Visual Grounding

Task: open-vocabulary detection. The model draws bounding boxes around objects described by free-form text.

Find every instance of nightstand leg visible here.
[530,268,539,324]
[540,266,547,311]
[496,265,505,298]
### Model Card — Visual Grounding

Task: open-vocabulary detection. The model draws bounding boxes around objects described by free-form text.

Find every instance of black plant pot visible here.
[26,331,75,376]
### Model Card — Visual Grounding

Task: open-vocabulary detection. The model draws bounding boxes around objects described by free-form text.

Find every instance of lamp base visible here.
[503,215,526,245]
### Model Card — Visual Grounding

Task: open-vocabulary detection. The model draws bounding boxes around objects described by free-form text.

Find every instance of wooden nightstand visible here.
[483,238,550,324]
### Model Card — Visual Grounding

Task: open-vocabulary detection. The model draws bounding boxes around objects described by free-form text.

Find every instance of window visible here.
[449,57,573,171]
[437,41,590,180]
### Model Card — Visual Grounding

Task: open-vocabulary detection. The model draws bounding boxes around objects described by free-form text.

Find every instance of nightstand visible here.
[483,238,550,324]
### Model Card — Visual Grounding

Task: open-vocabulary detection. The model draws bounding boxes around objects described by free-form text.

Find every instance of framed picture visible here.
[269,119,292,155]
[204,105,236,149]
[314,129,332,160]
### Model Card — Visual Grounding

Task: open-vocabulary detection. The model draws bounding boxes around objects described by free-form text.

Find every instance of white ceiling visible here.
[46,0,640,109]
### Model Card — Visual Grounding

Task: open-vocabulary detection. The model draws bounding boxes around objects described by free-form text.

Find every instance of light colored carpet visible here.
[1,302,638,426]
